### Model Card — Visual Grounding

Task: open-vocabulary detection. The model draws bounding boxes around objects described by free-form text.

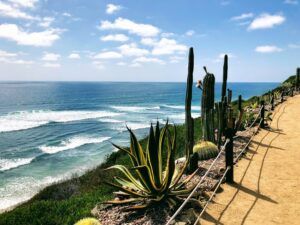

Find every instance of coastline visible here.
[0,76,296,225]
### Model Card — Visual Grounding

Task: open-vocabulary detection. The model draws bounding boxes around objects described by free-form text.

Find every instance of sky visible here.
[0,0,299,82]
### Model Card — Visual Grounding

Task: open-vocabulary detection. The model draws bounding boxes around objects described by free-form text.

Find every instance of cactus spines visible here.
[201,67,215,142]
[222,55,228,102]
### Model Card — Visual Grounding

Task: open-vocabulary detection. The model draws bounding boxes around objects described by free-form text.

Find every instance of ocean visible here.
[0,81,279,212]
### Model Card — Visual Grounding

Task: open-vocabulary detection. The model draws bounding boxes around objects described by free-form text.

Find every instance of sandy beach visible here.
[200,94,300,225]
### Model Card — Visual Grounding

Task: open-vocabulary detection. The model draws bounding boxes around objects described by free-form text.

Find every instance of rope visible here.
[233,105,263,140]
[165,139,230,225]
[193,166,230,225]
[234,118,262,164]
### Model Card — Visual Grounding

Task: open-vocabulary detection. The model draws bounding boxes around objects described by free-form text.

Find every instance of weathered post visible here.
[238,95,242,111]
[271,92,274,110]
[297,68,300,91]
[281,91,284,102]
[225,118,234,183]
[260,100,265,128]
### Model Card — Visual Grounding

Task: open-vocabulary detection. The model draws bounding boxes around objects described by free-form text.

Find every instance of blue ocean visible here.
[0,82,278,211]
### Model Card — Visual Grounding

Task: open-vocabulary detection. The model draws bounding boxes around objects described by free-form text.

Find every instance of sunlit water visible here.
[0,81,278,211]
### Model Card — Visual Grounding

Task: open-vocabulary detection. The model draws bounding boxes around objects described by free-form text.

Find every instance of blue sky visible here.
[0,0,299,82]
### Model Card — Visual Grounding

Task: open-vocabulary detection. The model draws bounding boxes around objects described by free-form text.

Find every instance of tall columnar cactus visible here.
[216,101,224,148]
[222,55,228,102]
[185,48,196,172]
[201,67,215,142]
[227,89,232,105]
[297,68,300,91]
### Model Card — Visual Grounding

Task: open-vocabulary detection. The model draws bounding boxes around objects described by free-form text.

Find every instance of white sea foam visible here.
[0,167,90,213]
[39,136,111,154]
[0,110,121,133]
[111,105,160,112]
[163,105,201,110]
[115,122,150,131]
[0,157,34,171]
[99,118,122,123]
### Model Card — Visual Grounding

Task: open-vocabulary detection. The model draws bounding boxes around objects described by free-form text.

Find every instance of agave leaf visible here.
[111,143,139,166]
[104,181,148,198]
[132,165,160,192]
[127,127,147,166]
[146,124,161,188]
[105,165,148,192]
[104,198,142,205]
[161,128,176,193]
[158,121,168,184]
[114,176,140,190]
[125,203,151,211]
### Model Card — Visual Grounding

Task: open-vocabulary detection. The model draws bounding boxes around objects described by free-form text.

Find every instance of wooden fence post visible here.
[297,68,300,91]
[271,92,274,111]
[260,100,265,128]
[225,119,234,183]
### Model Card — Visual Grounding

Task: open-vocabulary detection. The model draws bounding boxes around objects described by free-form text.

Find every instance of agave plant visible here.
[103,121,197,210]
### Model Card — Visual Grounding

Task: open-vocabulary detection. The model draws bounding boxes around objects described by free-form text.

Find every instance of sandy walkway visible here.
[200,95,300,225]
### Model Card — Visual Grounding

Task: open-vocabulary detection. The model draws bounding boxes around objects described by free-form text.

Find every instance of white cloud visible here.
[151,38,188,55]
[140,37,157,46]
[133,56,165,64]
[100,34,129,42]
[92,61,105,69]
[169,56,184,63]
[8,0,38,8]
[288,44,300,48]
[106,4,122,14]
[231,13,254,21]
[62,12,72,17]
[255,45,283,53]
[39,17,55,28]
[118,43,149,57]
[161,32,174,38]
[100,17,160,37]
[0,24,62,47]
[284,0,298,4]
[185,30,195,36]
[0,49,17,58]
[0,49,33,65]
[68,53,80,59]
[248,13,285,30]
[42,53,60,61]
[94,51,123,59]
[0,2,35,20]
[43,63,61,68]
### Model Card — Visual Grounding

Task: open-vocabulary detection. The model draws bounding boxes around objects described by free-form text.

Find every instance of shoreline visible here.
[0,75,297,224]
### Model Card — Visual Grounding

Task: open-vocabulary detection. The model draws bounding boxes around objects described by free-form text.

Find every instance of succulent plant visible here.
[185,48,197,173]
[103,121,197,210]
[74,218,101,225]
[193,141,219,160]
[201,67,215,142]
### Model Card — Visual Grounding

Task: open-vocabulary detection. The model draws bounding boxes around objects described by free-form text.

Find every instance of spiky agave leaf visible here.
[103,121,195,210]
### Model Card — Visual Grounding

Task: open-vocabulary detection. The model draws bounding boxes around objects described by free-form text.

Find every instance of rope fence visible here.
[165,88,297,225]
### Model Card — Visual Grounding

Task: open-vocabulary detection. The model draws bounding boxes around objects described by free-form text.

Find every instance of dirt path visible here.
[200,95,300,225]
